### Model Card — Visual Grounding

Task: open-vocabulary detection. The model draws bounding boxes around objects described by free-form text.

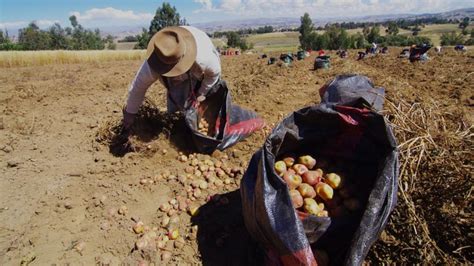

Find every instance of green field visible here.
[114,23,472,53]
[211,23,472,52]
[214,32,300,53]
[116,42,137,50]
[400,23,472,46]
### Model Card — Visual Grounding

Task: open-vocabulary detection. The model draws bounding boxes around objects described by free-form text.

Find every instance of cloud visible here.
[194,0,213,10]
[191,0,473,18]
[0,20,59,30]
[70,7,153,25]
[219,0,243,11]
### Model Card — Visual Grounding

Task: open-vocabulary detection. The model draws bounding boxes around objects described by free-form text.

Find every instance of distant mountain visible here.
[192,17,301,32]
[191,7,474,33]
[354,7,474,23]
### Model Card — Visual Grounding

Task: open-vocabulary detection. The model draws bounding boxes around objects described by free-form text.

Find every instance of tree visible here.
[309,32,329,50]
[68,15,105,50]
[362,25,371,38]
[133,2,186,49]
[149,3,182,36]
[367,26,380,43]
[350,33,367,49]
[324,26,350,49]
[119,35,138,42]
[0,30,20,50]
[386,22,399,35]
[412,25,421,36]
[299,13,314,50]
[18,22,52,50]
[440,31,465,46]
[224,31,250,50]
[226,31,241,48]
[135,28,150,49]
[48,23,69,49]
[459,17,469,29]
[70,15,79,28]
[104,34,116,50]
[0,30,8,43]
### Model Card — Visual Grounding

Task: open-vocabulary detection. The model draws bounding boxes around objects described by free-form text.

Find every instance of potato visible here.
[298,155,316,169]
[283,171,302,190]
[289,189,304,208]
[292,164,309,175]
[303,198,323,215]
[133,221,145,234]
[168,229,180,240]
[274,161,287,175]
[135,237,148,250]
[199,180,208,190]
[315,182,334,201]
[159,202,171,212]
[187,205,200,216]
[302,170,322,186]
[325,173,342,189]
[161,216,170,227]
[316,210,329,217]
[283,157,295,167]
[297,183,317,198]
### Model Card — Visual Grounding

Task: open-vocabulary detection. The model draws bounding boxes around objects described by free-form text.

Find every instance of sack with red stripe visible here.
[240,75,398,265]
[185,80,264,154]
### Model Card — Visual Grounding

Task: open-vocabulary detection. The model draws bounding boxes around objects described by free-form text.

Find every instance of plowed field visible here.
[1,49,472,265]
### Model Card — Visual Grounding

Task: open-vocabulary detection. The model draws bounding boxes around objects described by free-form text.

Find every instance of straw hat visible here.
[146,26,197,77]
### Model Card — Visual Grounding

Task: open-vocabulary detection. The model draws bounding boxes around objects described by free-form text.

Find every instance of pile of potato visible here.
[130,151,244,262]
[275,155,360,218]
[198,117,212,136]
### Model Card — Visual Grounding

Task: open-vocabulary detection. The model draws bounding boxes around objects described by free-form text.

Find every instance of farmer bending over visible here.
[122,26,221,129]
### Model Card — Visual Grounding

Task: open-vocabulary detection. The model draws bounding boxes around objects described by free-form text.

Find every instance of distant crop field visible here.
[399,24,473,45]
[230,23,472,52]
[246,32,300,52]
[0,50,146,67]
[212,38,227,48]
[116,42,138,50]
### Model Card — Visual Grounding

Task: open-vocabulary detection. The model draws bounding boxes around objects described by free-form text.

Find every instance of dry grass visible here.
[367,91,473,263]
[0,50,146,67]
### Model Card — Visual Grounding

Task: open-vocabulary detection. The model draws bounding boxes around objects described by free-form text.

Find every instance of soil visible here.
[0,48,472,265]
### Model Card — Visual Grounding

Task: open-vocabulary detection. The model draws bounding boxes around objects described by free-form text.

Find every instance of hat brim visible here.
[146,26,197,77]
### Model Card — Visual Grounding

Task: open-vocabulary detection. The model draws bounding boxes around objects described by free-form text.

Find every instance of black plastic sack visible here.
[241,75,398,265]
[185,80,264,154]
[409,45,431,62]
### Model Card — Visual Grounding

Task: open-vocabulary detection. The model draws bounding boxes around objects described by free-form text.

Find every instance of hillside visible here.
[193,7,474,33]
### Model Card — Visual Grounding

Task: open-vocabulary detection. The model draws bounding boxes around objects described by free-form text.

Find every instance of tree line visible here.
[212,26,274,38]
[0,16,115,51]
[298,13,472,50]
[441,28,474,46]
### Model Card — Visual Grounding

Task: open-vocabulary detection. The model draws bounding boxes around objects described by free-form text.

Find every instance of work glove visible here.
[122,108,136,130]
[195,95,207,116]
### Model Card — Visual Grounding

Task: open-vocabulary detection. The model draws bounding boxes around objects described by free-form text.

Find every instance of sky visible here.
[0,0,472,31]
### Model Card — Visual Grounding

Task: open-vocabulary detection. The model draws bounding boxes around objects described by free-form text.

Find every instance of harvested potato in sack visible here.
[241,75,398,265]
[185,80,264,154]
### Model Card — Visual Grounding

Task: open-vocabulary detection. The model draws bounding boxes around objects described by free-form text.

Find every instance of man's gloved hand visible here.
[197,95,206,103]
[122,109,136,130]
[196,95,206,115]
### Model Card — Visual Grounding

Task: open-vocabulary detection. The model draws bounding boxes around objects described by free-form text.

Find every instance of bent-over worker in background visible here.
[122,26,221,129]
